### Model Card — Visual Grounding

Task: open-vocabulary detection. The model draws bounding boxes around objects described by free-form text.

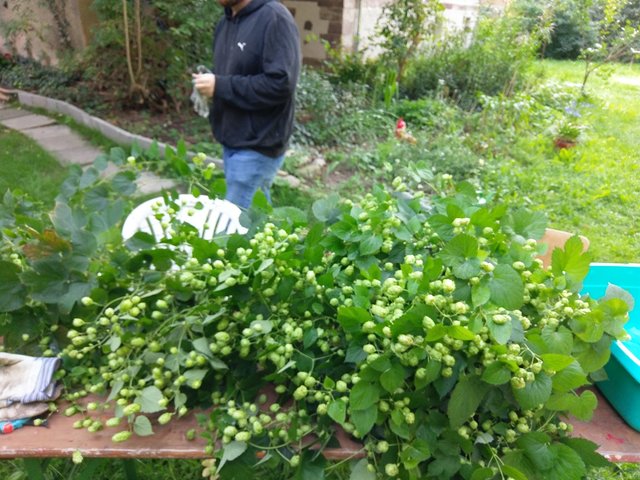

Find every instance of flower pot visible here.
[554,137,577,149]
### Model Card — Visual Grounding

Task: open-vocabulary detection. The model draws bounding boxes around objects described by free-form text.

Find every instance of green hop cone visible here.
[72,450,83,465]
[112,430,132,443]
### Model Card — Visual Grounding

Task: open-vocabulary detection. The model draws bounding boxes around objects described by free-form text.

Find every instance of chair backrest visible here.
[537,228,590,268]
[121,194,247,243]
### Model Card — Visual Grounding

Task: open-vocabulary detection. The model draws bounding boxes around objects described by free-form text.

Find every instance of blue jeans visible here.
[222,147,285,209]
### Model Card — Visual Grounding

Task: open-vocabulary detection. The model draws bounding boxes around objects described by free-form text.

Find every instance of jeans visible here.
[222,147,285,209]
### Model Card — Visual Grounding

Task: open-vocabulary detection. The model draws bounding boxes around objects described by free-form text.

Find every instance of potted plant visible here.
[553,121,583,149]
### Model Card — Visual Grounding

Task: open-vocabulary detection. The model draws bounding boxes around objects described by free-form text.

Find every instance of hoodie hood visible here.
[224,0,271,20]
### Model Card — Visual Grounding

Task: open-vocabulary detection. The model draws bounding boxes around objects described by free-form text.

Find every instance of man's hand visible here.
[192,73,216,98]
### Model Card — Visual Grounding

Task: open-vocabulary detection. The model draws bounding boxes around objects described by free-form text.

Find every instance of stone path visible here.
[0,103,177,196]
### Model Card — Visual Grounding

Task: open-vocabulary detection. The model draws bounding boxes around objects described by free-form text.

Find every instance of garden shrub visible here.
[0,152,630,480]
[514,0,597,60]
[295,68,391,147]
[322,43,380,88]
[401,8,538,108]
[0,56,105,112]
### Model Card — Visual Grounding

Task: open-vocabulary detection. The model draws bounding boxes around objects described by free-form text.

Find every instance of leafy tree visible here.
[579,0,640,92]
[374,0,444,85]
[81,0,223,110]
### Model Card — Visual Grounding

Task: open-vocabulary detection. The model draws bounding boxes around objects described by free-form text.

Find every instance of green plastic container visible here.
[581,263,640,431]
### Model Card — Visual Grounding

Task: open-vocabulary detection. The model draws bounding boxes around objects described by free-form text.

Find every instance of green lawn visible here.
[0,127,68,207]
[502,60,640,263]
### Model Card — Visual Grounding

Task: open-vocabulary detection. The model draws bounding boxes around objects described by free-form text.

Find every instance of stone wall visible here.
[0,0,96,65]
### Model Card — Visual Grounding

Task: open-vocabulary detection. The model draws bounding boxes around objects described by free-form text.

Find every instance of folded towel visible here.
[0,352,61,421]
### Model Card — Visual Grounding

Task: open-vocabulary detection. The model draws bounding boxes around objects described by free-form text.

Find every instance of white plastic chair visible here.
[122,194,247,244]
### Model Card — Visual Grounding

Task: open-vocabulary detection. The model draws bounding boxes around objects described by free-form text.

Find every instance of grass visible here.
[498,60,640,263]
[0,127,68,207]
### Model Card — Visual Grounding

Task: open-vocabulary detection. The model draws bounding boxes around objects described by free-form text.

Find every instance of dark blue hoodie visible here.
[210,0,301,158]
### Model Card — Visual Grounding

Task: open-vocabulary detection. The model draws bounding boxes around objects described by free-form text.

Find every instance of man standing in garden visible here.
[193,0,301,209]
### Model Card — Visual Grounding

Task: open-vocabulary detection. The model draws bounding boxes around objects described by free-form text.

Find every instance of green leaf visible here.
[0,261,26,312]
[380,362,406,393]
[350,382,379,410]
[256,258,274,273]
[220,441,247,464]
[574,337,611,373]
[327,400,346,425]
[415,360,441,390]
[506,209,547,241]
[359,235,383,256]
[389,409,411,439]
[501,450,536,480]
[501,464,530,480]
[21,258,68,303]
[517,432,553,471]
[551,236,591,286]
[471,281,491,307]
[422,257,443,283]
[603,284,635,311]
[136,386,165,414]
[561,438,610,468]
[448,325,475,341]
[551,361,588,393]
[488,316,512,345]
[570,312,605,343]
[441,235,481,279]
[447,375,489,428]
[547,443,586,480]
[513,372,552,410]
[295,452,326,480]
[489,265,524,310]
[133,415,154,436]
[540,354,575,372]
[424,324,447,342]
[351,405,377,436]
[453,258,482,280]
[481,362,511,385]
[400,439,431,469]
[108,335,121,353]
[183,369,207,386]
[541,326,573,355]
[470,467,495,480]
[111,171,137,195]
[350,459,375,480]
[312,194,341,222]
[570,390,598,421]
[338,306,371,333]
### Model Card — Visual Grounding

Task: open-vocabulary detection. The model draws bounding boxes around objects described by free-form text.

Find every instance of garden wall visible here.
[0,0,97,65]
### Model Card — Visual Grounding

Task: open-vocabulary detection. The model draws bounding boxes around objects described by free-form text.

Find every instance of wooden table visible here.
[1,387,639,479]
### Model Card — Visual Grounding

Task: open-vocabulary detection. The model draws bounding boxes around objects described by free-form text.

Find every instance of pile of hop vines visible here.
[24,180,631,479]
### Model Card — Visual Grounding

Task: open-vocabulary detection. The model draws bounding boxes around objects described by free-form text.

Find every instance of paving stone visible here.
[1,114,56,130]
[0,108,30,121]
[33,134,90,153]
[19,124,75,140]
[52,145,103,166]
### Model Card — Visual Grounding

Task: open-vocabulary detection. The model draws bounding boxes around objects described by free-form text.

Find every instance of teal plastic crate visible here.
[581,263,640,431]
